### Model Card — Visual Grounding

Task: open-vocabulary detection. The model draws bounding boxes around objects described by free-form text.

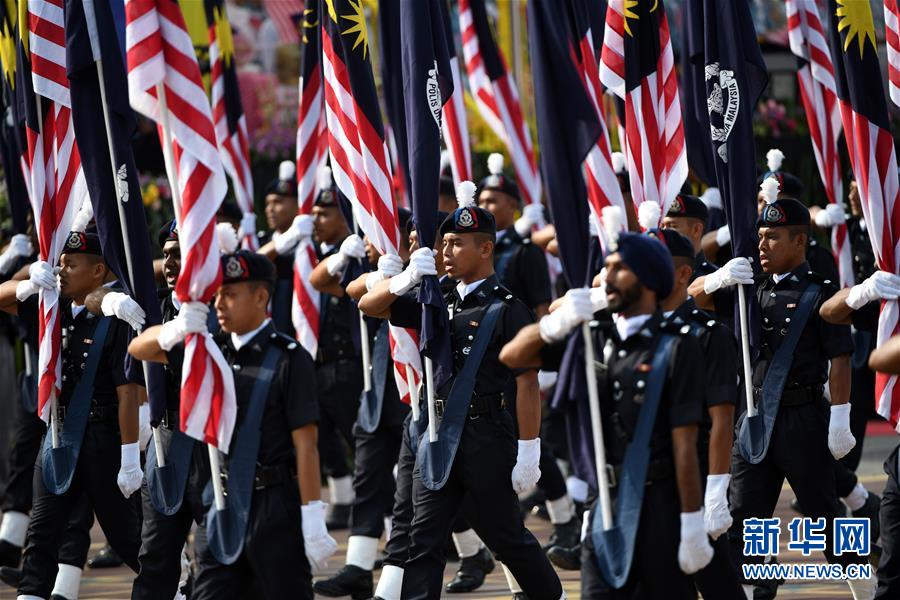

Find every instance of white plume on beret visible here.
[766,148,784,172]
[216,222,239,254]
[487,152,505,176]
[456,180,477,208]
[637,201,661,231]
[317,165,333,192]
[700,187,722,210]
[601,205,625,250]
[71,199,94,233]
[611,151,626,174]
[278,160,296,182]
[760,176,780,205]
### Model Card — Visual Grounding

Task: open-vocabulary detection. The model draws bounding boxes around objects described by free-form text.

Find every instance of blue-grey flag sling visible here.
[146,422,195,516]
[418,299,503,491]
[356,321,391,434]
[738,281,821,464]
[41,316,111,495]
[205,344,283,565]
[591,333,676,589]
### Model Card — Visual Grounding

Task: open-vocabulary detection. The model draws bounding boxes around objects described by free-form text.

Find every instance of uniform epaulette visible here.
[490,283,516,303]
[658,318,694,337]
[268,331,299,351]
[522,237,531,245]
[805,271,834,287]
[685,306,718,329]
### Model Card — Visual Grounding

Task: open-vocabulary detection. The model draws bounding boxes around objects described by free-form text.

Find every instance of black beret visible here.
[757,171,804,198]
[157,219,178,248]
[314,185,339,208]
[667,193,708,222]
[479,173,520,203]
[439,176,455,198]
[615,232,674,299]
[217,201,243,222]
[647,228,695,259]
[220,250,276,286]
[438,205,496,237]
[63,231,102,256]
[756,197,810,228]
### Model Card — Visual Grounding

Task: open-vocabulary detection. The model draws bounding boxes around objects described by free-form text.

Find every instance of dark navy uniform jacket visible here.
[493,227,552,311]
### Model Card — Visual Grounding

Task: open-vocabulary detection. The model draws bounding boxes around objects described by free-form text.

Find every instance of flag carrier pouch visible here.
[80,0,160,468]
[42,317,112,494]
[356,321,391,433]
[155,82,226,511]
[591,332,677,588]
[739,280,821,464]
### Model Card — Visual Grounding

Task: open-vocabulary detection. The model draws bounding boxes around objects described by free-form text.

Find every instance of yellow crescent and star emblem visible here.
[835,0,877,58]
[324,0,370,60]
[213,6,234,68]
[622,0,659,37]
[300,8,318,45]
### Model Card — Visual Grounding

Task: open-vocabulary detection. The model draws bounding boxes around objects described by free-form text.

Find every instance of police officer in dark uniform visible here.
[692,180,877,598]
[0,231,144,600]
[359,185,563,600]
[662,193,715,279]
[501,232,714,599]
[129,250,337,599]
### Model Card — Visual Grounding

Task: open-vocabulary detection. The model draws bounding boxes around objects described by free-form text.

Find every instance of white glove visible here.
[828,403,856,460]
[511,438,541,494]
[539,288,593,343]
[715,225,731,247]
[846,271,900,310]
[325,234,366,276]
[814,203,846,228]
[239,213,257,240]
[0,234,33,273]
[117,442,143,498]
[157,302,209,351]
[703,474,732,540]
[138,404,152,452]
[703,257,754,294]
[101,291,146,331]
[388,247,437,296]
[514,203,546,237]
[365,253,405,291]
[678,509,714,574]
[301,500,338,574]
[16,261,57,301]
[274,215,314,256]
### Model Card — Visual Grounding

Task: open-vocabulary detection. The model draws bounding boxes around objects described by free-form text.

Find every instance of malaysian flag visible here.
[292,3,325,359]
[20,0,88,422]
[458,0,541,208]
[600,0,687,224]
[438,0,470,185]
[828,0,900,429]
[887,0,900,107]
[125,0,236,450]
[0,1,29,234]
[786,0,851,288]
[320,0,422,397]
[205,0,256,250]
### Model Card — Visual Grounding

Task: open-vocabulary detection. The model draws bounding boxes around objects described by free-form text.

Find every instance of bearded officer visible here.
[692,178,876,599]
[0,231,144,600]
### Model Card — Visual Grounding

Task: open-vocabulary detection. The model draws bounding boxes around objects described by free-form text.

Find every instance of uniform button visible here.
[618,349,626,358]
[680,325,691,334]
[270,333,276,338]
[707,320,716,327]
[83,352,88,357]
[636,380,646,390]
[493,286,499,290]
[770,292,777,298]
[785,317,791,323]
[68,325,75,331]
[467,335,473,340]
[824,280,831,285]
[62,375,67,381]
[80,363,85,370]
[764,317,769,323]
[462,346,471,355]
[692,309,699,315]
[233,364,241,371]
[613,380,621,390]
[456,308,461,312]
[287,342,297,350]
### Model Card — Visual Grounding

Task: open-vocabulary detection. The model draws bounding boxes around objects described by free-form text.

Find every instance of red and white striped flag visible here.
[320,0,419,400]
[886,0,900,108]
[206,0,256,250]
[126,0,236,451]
[439,1,471,185]
[600,0,687,223]
[786,0,851,288]
[22,0,88,421]
[458,0,540,207]
[292,2,326,359]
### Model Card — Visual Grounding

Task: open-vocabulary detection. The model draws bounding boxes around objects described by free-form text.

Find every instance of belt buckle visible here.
[605,464,617,489]
[434,399,444,418]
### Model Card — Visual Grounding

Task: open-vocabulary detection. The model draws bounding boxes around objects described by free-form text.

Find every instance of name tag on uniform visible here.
[786,303,797,309]
[83,339,93,345]
[468,320,479,327]
[636,363,651,373]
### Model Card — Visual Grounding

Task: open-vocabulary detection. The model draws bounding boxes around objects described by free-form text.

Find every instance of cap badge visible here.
[457,208,476,228]
[225,256,245,279]
[66,232,84,250]
[764,204,785,224]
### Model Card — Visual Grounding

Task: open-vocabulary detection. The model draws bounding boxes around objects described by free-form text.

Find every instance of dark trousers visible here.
[877,444,900,598]
[58,493,93,569]
[400,410,562,600]
[18,421,142,598]
[192,482,312,600]
[316,359,363,480]
[1,390,44,514]
[349,404,407,538]
[580,481,698,599]
[383,414,417,568]
[693,536,744,600]
[727,401,866,582]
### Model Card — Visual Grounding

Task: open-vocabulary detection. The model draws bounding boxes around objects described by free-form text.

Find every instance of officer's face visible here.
[214,282,269,334]
[58,253,106,300]
[848,181,862,216]
[364,236,379,267]
[442,233,490,281]
[264,193,298,233]
[758,227,806,274]
[661,216,703,248]
[478,190,518,230]
[312,205,348,245]
[162,241,181,290]
[603,254,642,313]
